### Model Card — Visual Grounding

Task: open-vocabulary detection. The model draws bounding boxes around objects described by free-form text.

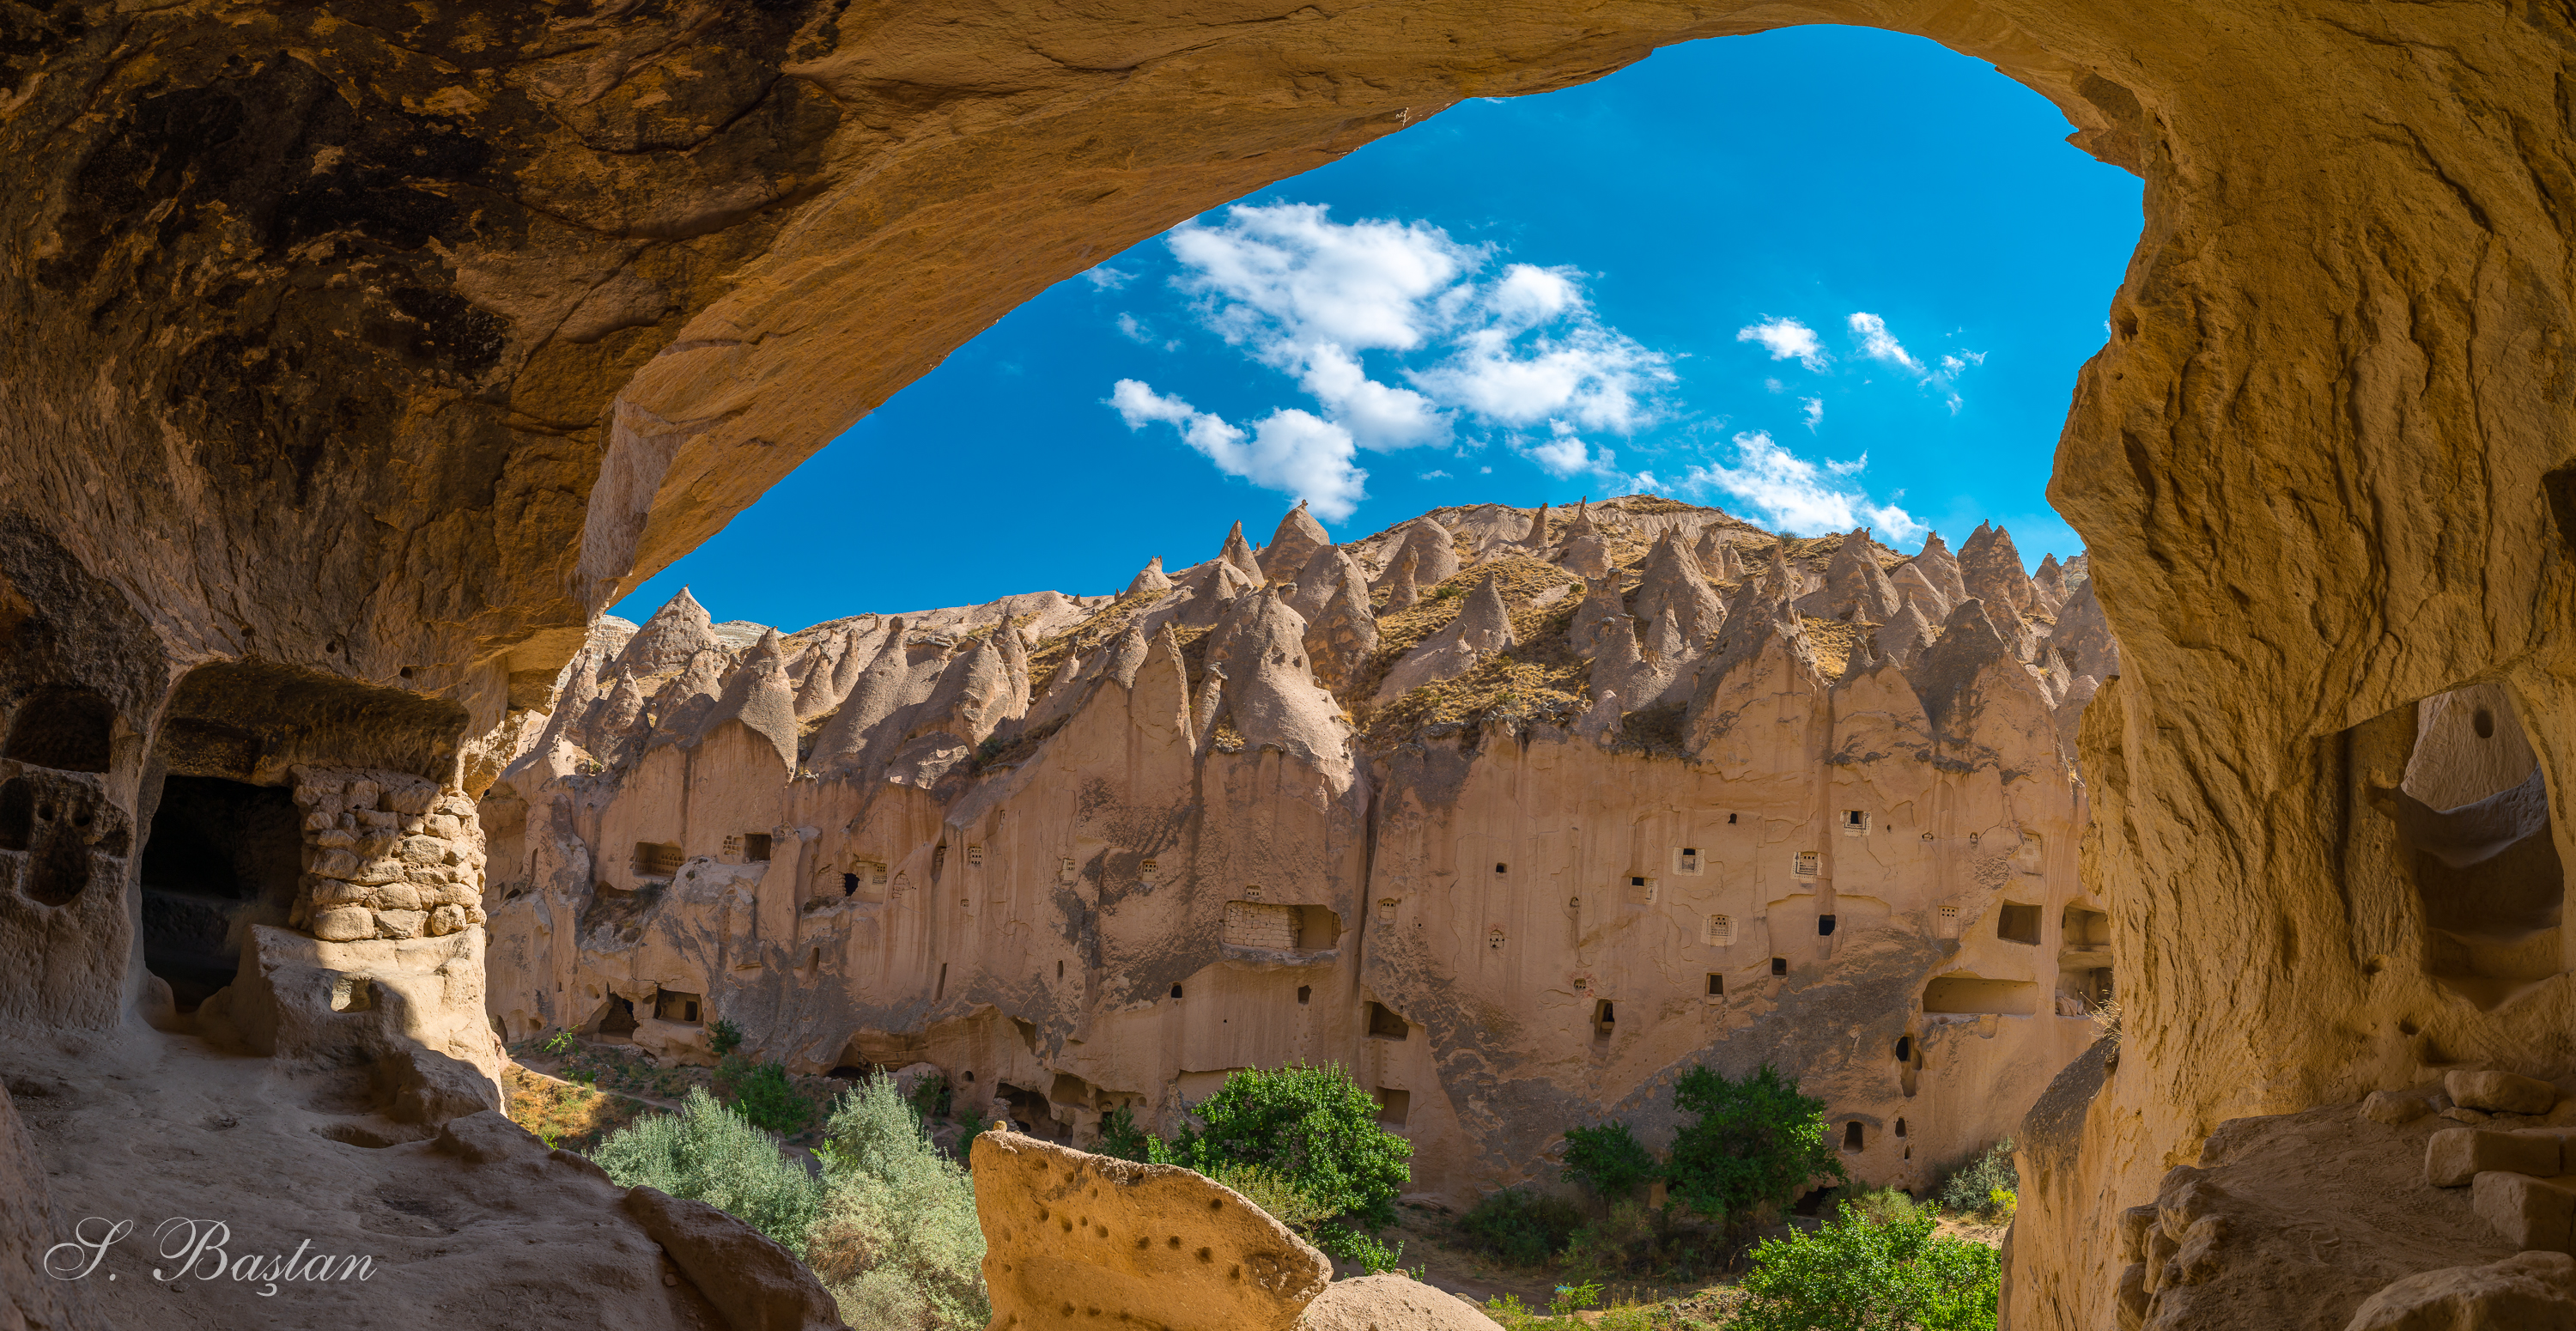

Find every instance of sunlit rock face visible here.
[1,2,2570,1327]
[481,499,2111,1206]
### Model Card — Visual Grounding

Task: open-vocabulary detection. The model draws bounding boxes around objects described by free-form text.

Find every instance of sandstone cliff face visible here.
[1,2,2567,1327]
[483,497,2110,1202]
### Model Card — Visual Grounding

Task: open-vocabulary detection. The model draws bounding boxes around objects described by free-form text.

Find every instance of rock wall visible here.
[484,499,2109,1200]
[1,1,2567,1326]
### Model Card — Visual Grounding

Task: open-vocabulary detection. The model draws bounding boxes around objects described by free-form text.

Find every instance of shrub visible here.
[905,1072,951,1123]
[1562,1120,1660,1200]
[592,1089,823,1255]
[1096,1103,1157,1163]
[1163,1063,1413,1227]
[1851,1186,1930,1226]
[1986,1188,2017,1223]
[1726,1200,2000,1331]
[1662,1064,1844,1225]
[1209,1163,1337,1232]
[1936,1140,2019,1216]
[709,1018,744,1055]
[807,1075,989,1330]
[1455,1188,1585,1267]
[716,1054,813,1135]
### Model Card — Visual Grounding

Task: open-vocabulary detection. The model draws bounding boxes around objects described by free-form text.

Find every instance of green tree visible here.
[1095,1103,1159,1163]
[1663,1064,1844,1224]
[1164,1063,1413,1227]
[807,1074,989,1330]
[1727,1201,2000,1331]
[1561,1120,1660,1200]
[592,1089,823,1255]
[715,1054,813,1134]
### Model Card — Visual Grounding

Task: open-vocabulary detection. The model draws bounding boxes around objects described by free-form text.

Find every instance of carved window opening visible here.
[1996,902,2043,945]
[744,833,772,863]
[1590,999,1615,1041]
[1705,914,1734,946]
[1705,973,1723,997]
[1771,957,1788,977]
[966,843,983,866]
[1935,904,1961,939]
[653,990,702,1024]
[1223,902,1341,951]
[633,841,684,879]
[1923,973,2039,1015]
[1297,985,1312,1006]
[1495,861,1509,874]
[1169,983,1184,1000]
[1676,847,1702,874]
[589,995,638,1039]
[1366,1001,1409,1039]
[1895,1117,1907,1139]
[1843,1121,1864,1152]
[1376,1088,1411,1127]
[1841,810,1870,836]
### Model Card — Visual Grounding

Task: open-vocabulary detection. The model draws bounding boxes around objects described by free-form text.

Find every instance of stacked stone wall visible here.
[286,765,488,943]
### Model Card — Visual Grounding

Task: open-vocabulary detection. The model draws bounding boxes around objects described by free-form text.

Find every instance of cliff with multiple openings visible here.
[480,495,2115,1199]
[2,0,2571,1327]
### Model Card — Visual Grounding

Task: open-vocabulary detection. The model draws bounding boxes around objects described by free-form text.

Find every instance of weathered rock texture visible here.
[972,1129,1334,1331]
[483,499,2107,1204]
[0,2,2566,1328]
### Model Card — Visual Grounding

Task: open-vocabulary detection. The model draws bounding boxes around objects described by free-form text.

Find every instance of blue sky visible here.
[615,26,2141,632]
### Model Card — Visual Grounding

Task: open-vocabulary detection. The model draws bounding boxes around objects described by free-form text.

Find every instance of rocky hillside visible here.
[481,495,2113,1200]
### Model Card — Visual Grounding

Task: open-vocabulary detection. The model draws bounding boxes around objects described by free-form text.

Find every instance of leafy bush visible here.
[592,1089,823,1255]
[1163,1063,1413,1227]
[1851,1186,1930,1226]
[1936,1140,2019,1216]
[541,1030,580,1056]
[1562,1121,1660,1200]
[807,1075,989,1330]
[1726,1200,2000,1331]
[1096,1103,1157,1163]
[1986,1188,2017,1223]
[716,1054,813,1134]
[709,1018,744,1055]
[1550,1280,1603,1316]
[905,1072,951,1123]
[1312,1225,1410,1274]
[1208,1164,1336,1232]
[1455,1188,1585,1267]
[1662,1064,1844,1225]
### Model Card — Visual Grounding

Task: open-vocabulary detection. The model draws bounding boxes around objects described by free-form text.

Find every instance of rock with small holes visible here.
[971,1128,1330,1331]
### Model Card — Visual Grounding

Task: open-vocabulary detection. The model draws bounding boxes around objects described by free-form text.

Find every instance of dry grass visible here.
[505,1065,651,1153]
[1352,557,1590,745]
[1798,617,1868,681]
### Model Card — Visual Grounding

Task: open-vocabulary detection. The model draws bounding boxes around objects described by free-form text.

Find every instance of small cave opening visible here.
[138,775,301,1012]
[2386,684,2566,1010]
[3,686,115,773]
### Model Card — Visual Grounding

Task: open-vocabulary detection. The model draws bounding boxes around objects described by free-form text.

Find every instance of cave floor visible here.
[3,1025,730,1329]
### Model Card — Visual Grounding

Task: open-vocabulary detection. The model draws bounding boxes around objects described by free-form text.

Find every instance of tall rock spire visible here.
[1261,501,1331,583]
[616,587,723,677]
[1219,520,1265,584]
[1631,530,1725,647]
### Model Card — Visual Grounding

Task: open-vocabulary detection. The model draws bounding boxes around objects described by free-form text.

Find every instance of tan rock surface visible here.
[0,3,2566,1328]
[972,1130,1331,1331]
[1297,1274,1503,1330]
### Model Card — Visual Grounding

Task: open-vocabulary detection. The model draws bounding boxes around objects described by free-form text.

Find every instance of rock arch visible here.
[0,3,2567,1328]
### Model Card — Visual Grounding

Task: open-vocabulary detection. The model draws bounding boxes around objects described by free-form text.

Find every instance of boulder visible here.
[2425,1127,2559,1187]
[2471,1170,2576,1253]
[973,1130,1330,1331]
[2344,1251,2576,1330]
[2447,1070,2561,1115]
[1296,1275,1502,1329]
[621,1187,847,1331]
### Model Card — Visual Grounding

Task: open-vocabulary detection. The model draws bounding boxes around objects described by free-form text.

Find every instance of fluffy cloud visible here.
[1847,312,1921,373]
[1085,266,1134,291]
[1801,397,1824,430]
[1109,380,1367,520]
[1681,431,1923,543]
[1111,204,1676,511]
[1737,317,1830,372]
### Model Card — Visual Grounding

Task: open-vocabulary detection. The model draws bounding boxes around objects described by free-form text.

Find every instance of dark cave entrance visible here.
[139,775,301,1011]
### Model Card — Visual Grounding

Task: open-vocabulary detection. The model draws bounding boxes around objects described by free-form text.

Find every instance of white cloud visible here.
[1109,379,1367,520]
[1523,422,1595,478]
[1737,317,1830,372]
[1419,469,1452,480]
[1680,431,1923,543]
[1085,266,1134,290]
[1133,204,1674,476]
[1801,397,1824,431]
[1848,313,1921,374]
[1115,313,1152,343]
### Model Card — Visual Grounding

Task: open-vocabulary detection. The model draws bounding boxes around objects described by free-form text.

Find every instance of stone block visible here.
[2427,1127,2561,1187]
[427,903,467,936]
[2363,1090,2431,1125]
[398,835,450,866]
[312,906,374,942]
[350,856,407,886]
[2449,1069,2561,1115]
[386,782,439,816]
[2473,1171,2576,1254]
[371,884,422,912]
[2512,1129,2576,1174]
[2443,1106,2494,1126]
[308,848,361,879]
[375,909,427,939]
[347,780,381,810]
